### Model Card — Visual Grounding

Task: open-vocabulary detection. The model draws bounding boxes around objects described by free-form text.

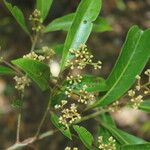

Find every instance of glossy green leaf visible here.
[92,26,150,107]
[98,113,117,144]
[44,13,74,32]
[60,0,102,69]
[4,0,29,35]
[92,17,112,32]
[73,125,94,149]
[138,100,150,112]
[52,44,64,57]
[0,65,15,75]
[50,112,72,139]
[80,75,108,92]
[101,122,146,144]
[44,13,112,33]
[12,58,50,91]
[36,0,53,21]
[120,143,150,150]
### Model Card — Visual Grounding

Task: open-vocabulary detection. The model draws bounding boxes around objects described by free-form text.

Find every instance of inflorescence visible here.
[98,136,116,150]
[29,9,43,32]
[66,44,102,70]
[54,44,101,127]
[128,69,150,109]
[13,75,31,92]
[64,147,78,150]
[23,47,55,61]
[55,100,81,127]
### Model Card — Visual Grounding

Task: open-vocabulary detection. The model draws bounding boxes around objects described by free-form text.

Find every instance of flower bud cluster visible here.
[55,100,81,127]
[13,75,30,92]
[108,101,120,112]
[65,147,78,150]
[23,51,45,61]
[127,70,150,109]
[42,46,55,59]
[78,85,95,104]
[98,136,116,150]
[29,9,43,32]
[67,44,102,70]
[128,89,143,109]
[65,75,95,104]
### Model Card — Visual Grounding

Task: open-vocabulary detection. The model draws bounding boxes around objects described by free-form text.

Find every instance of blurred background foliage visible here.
[0,0,150,149]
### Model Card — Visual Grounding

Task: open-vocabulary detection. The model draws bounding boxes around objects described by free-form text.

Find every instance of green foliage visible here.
[73,125,94,149]
[80,75,108,92]
[36,0,53,21]
[4,0,30,35]
[60,0,102,69]
[50,112,72,139]
[0,65,15,75]
[12,58,50,91]
[1,0,150,149]
[44,13,112,33]
[93,26,150,107]
[139,100,150,112]
[120,143,150,150]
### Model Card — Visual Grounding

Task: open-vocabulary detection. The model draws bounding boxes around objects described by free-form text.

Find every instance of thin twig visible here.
[7,108,107,150]
[3,60,24,76]
[7,130,57,150]
[31,34,38,52]
[16,113,21,143]
[35,100,51,138]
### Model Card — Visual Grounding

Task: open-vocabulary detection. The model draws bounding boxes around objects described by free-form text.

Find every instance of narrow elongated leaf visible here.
[120,143,150,150]
[138,100,150,112]
[50,112,72,139]
[44,13,74,32]
[60,0,102,69]
[79,75,108,92]
[12,58,50,91]
[101,122,146,144]
[73,125,94,149]
[36,0,53,21]
[0,65,15,75]
[92,17,112,32]
[4,0,29,35]
[93,26,150,107]
[44,13,111,33]
[98,113,117,144]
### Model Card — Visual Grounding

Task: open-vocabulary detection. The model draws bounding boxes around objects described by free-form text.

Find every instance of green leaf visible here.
[73,125,94,149]
[0,65,15,75]
[36,0,53,21]
[12,58,50,91]
[92,17,112,32]
[52,44,64,57]
[80,75,108,92]
[4,0,29,35]
[44,13,111,33]
[101,122,146,144]
[120,143,150,150]
[98,113,117,144]
[50,112,72,139]
[51,93,67,107]
[44,13,74,32]
[60,0,102,70]
[92,26,150,107]
[138,100,150,113]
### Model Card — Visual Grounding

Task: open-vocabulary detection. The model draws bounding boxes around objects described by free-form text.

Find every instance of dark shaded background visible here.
[0,0,150,149]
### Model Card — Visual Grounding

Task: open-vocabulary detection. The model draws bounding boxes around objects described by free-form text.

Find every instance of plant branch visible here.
[7,130,57,150]
[16,113,21,143]
[35,99,51,138]
[31,33,38,52]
